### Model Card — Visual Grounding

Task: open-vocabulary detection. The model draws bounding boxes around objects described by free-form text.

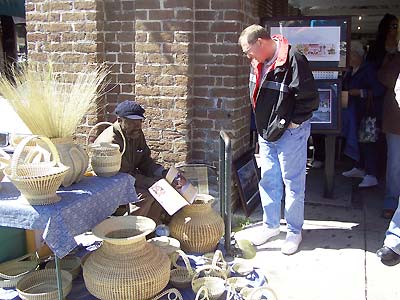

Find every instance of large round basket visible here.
[169,194,224,253]
[16,269,72,300]
[0,253,39,288]
[3,135,69,205]
[87,122,126,177]
[240,286,278,300]
[83,216,170,300]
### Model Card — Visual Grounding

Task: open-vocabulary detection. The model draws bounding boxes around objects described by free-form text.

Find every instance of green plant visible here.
[0,61,108,138]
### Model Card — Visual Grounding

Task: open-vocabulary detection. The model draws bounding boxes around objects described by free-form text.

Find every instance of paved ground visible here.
[233,162,399,300]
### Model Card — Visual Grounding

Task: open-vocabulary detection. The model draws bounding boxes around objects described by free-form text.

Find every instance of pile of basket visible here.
[0,253,39,288]
[3,135,69,205]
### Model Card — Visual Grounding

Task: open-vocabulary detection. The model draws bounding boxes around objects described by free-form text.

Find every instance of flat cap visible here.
[115,100,145,120]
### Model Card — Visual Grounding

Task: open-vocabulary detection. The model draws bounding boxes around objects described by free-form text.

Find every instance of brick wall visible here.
[26,0,280,167]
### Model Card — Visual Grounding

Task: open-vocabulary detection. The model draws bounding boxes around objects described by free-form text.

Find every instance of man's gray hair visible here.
[238,24,270,45]
[350,40,365,58]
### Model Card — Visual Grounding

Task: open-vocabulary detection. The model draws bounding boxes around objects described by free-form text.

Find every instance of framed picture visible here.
[261,16,351,71]
[233,150,261,217]
[310,79,342,134]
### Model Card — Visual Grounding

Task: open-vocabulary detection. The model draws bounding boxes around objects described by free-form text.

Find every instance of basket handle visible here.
[10,135,61,178]
[211,249,226,267]
[171,250,194,276]
[0,148,10,168]
[192,264,227,282]
[246,286,279,300]
[151,288,183,300]
[194,286,209,300]
[86,122,126,156]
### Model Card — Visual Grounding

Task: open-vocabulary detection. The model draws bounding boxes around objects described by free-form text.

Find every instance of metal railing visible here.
[219,131,232,256]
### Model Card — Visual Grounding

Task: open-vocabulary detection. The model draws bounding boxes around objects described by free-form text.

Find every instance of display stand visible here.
[0,173,137,300]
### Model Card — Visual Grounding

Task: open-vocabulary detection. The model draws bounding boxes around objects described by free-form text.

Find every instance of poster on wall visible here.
[262,16,350,70]
[311,88,332,124]
[270,27,340,62]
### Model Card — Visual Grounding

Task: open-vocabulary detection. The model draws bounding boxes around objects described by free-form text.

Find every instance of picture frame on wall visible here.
[261,16,351,71]
[310,79,342,134]
[233,150,261,217]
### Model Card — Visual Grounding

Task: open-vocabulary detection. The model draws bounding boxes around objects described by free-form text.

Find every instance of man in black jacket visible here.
[239,24,318,254]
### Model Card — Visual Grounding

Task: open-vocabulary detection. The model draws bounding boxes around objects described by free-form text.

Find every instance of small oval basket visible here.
[0,253,39,288]
[191,265,226,300]
[240,286,279,300]
[3,135,69,205]
[203,250,230,278]
[169,250,194,289]
[45,256,81,280]
[16,269,72,300]
[87,122,126,177]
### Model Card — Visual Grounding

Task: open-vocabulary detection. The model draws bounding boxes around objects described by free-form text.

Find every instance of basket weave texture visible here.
[3,135,69,205]
[169,250,194,289]
[87,122,125,177]
[0,253,39,288]
[169,195,224,253]
[191,265,226,300]
[83,216,171,300]
[16,269,72,300]
[45,256,81,280]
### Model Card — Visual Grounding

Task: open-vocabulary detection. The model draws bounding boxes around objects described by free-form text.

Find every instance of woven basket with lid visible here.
[83,216,170,300]
[3,135,69,205]
[169,194,224,253]
[87,122,126,177]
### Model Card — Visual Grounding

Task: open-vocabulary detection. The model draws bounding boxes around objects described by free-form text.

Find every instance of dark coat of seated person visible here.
[94,100,167,223]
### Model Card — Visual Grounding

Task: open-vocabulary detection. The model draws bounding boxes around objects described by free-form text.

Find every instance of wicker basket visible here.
[169,250,194,289]
[0,253,39,288]
[148,236,181,259]
[194,286,210,300]
[3,135,69,205]
[191,265,226,300]
[231,261,253,276]
[169,194,224,253]
[87,122,126,177]
[203,250,230,278]
[16,269,72,300]
[83,216,170,300]
[240,286,278,300]
[45,256,81,280]
[226,277,251,293]
[151,288,183,300]
[0,149,10,191]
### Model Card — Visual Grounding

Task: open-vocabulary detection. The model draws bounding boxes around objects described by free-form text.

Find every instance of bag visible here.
[358,92,379,143]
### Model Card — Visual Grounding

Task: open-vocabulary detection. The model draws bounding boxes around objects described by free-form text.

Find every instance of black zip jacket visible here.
[249,37,319,142]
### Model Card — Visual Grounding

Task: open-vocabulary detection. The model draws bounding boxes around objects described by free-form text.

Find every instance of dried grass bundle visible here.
[0,61,108,138]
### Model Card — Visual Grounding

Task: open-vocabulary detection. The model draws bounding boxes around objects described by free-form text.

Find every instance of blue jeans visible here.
[384,133,400,210]
[384,202,400,255]
[258,120,311,234]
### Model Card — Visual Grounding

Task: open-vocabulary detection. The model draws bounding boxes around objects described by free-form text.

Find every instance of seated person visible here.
[95,100,167,222]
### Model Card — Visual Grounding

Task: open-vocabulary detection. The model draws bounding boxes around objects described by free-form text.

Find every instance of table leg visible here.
[324,135,336,198]
[55,256,64,300]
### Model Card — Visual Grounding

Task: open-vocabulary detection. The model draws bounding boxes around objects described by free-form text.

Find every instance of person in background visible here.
[341,41,385,187]
[238,24,318,255]
[378,38,400,219]
[366,14,399,68]
[95,100,167,222]
[376,77,400,266]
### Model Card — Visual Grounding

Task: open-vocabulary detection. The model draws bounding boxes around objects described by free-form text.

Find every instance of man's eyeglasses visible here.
[243,42,258,56]
[390,24,398,30]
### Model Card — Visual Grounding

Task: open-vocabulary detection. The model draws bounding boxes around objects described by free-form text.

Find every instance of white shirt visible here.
[395,73,400,107]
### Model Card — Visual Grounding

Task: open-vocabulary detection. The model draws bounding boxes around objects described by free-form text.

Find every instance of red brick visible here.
[149,10,174,20]
[135,0,161,9]
[121,22,134,31]
[194,33,215,43]
[195,11,217,20]
[163,21,193,31]
[136,22,161,31]
[210,22,241,33]
[174,32,192,42]
[210,44,239,54]
[148,32,174,43]
[194,21,210,32]
[118,53,135,63]
[194,0,210,9]
[164,0,193,8]
[118,32,135,42]
[211,0,241,10]
[176,10,193,20]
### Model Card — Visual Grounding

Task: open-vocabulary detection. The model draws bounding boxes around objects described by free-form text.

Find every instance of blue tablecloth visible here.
[0,173,137,258]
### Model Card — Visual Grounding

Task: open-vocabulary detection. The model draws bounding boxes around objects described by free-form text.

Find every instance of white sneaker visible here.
[358,175,378,188]
[342,167,365,178]
[281,232,302,255]
[249,225,280,246]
